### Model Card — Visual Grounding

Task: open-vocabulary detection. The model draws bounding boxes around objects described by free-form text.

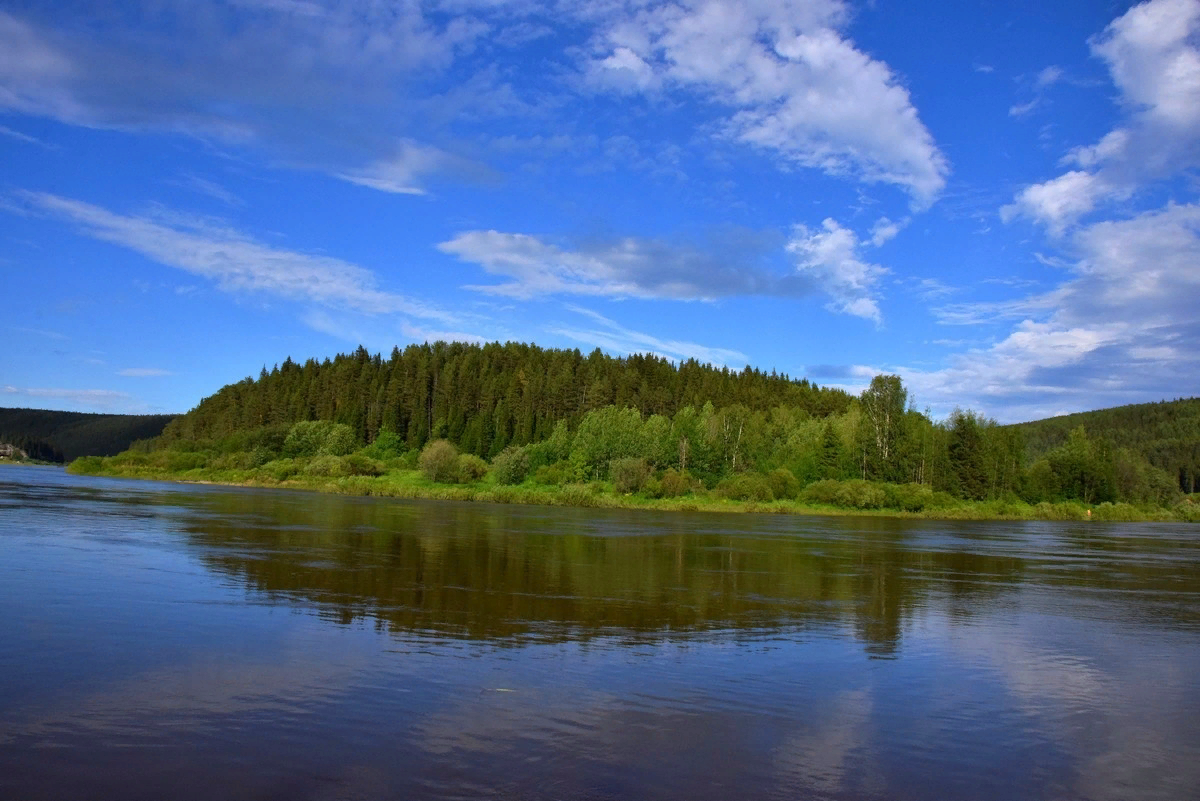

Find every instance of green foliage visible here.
[491,445,531,485]
[457,453,489,482]
[880,483,940,512]
[569,406,647,480]
[304,454,347,477]
[419,439,460,483]
[610,457,650,493]
[0,407,175,461]
[766,467,800,500]
[67,455,106,475]
[343,453,385,477]
[283,420,358,458]
[947,408,987,500]
[1174,498,1200,523]
[716,473,774,502]
[1043,427,1116,504]
[533,462,569,486]
[1032,501,1089,521]
[362,428,404,460]
[166,451,209,471]
[802,479,886,509]
[659,468,694,498]
[858,375,908,482]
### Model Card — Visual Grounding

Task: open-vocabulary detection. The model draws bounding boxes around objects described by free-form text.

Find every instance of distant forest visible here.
[0,408,176,462]
[1011,398,1200,494]
[135,342,1195,506]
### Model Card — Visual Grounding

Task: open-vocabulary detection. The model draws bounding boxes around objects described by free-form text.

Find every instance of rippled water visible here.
[2,465,1199,800]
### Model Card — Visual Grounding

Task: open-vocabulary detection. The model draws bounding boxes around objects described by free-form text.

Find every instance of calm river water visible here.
[2,465,1199,800]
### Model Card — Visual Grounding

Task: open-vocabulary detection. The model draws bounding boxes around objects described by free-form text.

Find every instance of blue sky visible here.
[2,0,1198,423]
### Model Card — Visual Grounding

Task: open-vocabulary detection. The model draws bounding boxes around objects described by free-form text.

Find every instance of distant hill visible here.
[1009,398,1200,493]
[0,408,177,462]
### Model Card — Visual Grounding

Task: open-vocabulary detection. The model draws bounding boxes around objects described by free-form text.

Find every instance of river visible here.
[2,465,1199,800]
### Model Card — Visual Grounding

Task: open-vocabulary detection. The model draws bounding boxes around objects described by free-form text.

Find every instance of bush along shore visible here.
[69,421,1200,523]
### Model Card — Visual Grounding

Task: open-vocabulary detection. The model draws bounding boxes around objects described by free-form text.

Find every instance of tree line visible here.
[133,343,1194,509]
[0,408,176,461]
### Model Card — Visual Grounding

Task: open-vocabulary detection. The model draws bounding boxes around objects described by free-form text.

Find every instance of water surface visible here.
[2,465,1199,800]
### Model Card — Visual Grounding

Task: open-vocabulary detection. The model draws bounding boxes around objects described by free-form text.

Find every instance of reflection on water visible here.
[1,465,1199,801]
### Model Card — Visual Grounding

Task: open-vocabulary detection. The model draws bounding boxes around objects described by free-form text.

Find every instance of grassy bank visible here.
[68,455,1200,523]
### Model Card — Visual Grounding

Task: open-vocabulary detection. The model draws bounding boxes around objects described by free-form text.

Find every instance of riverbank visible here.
[66,459,1200,523]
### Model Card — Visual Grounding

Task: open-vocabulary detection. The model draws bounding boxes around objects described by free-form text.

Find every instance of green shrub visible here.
[1033,501,1088,520]
[363,429,404,460]
[166,452,209,472]
[68,456,105,475]
[284,420,358,458]
[559,483,600,507]
[260,458,300,481]
[610,457,650,493]
[534,462,569,486]
[457,453,489,482]
[249,446,274,468]
[881,482,935,512]
[641,477,664,498]
[419,440,460,483]
[1173,498,1200,523]
[304,454,347,477]
[342,453,385,477]
[659,468,693,498]
[491,445,530,485]
[716,473,774,502]
[767,467,800,500]
[801,479,885,509]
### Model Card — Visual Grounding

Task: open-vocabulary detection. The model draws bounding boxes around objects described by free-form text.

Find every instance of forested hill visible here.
[162,342,853,454]
[1009,398,1200,493]
[0,408,177,462]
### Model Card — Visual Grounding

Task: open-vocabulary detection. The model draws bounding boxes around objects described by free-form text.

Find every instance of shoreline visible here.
[66,463,1199,523]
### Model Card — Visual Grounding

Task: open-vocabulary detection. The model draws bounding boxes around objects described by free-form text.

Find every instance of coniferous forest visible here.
[63,342,1200,521]
[0,408,176,462]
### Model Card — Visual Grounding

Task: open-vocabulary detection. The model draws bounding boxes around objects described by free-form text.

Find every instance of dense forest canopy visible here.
[160,342,853,452]
[0,408,176,462]
[123,342,1197,509]
[1008,398,1200,495]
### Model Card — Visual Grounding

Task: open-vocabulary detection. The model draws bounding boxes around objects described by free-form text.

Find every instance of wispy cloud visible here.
[11,326,68,341]
[440,227,802,301]
[0,123,52,147]
[170,174,244,207]
[1,385,138,412]
[18,191,455,324]
[117,368,174,377]
[549,305,748,368]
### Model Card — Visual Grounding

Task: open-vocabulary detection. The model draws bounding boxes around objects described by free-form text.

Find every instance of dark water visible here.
[2,466,1199,800]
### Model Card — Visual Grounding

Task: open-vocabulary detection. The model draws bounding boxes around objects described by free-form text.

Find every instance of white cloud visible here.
[581,0,948,206]
[1004,0,1200,230]
[869,216,904,246]
[21,192,454,323]
[336,141,458,195]
[914,203,1200,420]
[118,368,173,377]
[1035,65,1064,89]
[786,219,887,324]
[439,228,798,300]
[1001,170,1114,235]
[549,305,748,367]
